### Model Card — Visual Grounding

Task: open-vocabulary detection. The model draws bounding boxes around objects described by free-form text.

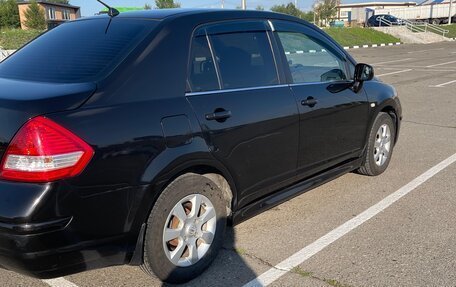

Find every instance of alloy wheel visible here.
[162,194,217,267]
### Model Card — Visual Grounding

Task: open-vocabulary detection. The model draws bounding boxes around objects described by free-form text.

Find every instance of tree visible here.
[155,0,180,9]
[271,3,303,19]
[24,0,46,30]
[255,5,264,11]
[313,0,337,26]
[144,3,152,10]
[0,0,20,28]
[302,11,315,22]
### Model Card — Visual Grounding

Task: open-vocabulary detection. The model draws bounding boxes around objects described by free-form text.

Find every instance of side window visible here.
[210,31,278,89]
[188,34,220,92]
[277,32,348,84]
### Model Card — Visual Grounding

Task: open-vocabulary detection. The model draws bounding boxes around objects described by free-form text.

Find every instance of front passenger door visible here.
[272,20,370,180]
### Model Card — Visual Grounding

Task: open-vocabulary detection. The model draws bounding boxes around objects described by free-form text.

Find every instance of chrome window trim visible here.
[265,29,281,85]
[289,80,353,87]
[267,20,275,32]
[206,31,223,89]
[185,84,289,97]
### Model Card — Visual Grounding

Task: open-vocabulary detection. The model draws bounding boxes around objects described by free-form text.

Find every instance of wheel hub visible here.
[184,222,198,238]
[162,194,217,267]
[374,124,392,166]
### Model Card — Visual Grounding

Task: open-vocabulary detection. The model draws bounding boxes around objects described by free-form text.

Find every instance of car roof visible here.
[82,8,292,21]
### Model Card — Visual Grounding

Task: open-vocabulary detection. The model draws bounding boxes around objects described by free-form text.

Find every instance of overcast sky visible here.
[71,0,409,16]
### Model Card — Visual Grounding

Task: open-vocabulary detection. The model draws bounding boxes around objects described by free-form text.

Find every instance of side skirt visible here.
[232,158,363,225]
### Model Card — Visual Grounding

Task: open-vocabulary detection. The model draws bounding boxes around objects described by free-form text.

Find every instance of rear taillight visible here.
[0,116,94,183]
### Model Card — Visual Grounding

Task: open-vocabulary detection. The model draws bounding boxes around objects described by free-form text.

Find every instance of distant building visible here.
[17,1,81,30]
[336,1,417,24]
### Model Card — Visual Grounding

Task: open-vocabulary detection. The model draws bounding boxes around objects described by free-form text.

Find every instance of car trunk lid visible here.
[0,77,96,161]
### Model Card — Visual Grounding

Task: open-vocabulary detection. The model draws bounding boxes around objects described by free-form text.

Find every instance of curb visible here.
[343,42,402,50]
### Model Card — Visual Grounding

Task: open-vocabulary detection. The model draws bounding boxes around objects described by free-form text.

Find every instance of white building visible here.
[337,2,417,24]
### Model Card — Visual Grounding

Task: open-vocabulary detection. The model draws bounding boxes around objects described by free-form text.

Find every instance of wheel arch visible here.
[380,105,400,144]
[129,157,237,266]
[162,164,237,219]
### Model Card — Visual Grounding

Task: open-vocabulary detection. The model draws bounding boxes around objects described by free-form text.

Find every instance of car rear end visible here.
[0,16,159,278]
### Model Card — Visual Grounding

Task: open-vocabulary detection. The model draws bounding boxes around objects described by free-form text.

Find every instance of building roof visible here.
[17,0,80,10]
[420,0,455,5]
[338,1,417,8]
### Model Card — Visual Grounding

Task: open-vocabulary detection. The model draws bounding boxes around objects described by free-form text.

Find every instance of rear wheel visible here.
[141,173,227,284]
[358,112,396,176]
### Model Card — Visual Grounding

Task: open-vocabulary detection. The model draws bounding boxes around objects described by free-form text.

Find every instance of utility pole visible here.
[295,0,298,7]
[449,0,453,24]
[221,0,224,9]
[241,0,246,10]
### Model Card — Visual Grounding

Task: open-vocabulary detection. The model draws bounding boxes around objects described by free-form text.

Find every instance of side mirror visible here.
[352,63,374,93]
[354,63,374,82]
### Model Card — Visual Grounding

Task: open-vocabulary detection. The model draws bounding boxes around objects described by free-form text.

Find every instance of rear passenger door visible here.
[186,21,299,208]
[271,20,370,180]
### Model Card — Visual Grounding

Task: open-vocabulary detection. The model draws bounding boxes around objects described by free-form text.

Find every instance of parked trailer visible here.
[376,3,456,24]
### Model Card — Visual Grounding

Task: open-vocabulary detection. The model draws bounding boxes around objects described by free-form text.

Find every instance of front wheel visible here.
[141,173,227,284]
[358,112,396,176]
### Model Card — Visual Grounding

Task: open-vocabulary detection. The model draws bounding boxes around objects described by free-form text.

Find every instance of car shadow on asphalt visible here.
[162,226,258,287]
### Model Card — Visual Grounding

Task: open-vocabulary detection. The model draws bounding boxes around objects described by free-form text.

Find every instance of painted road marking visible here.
[378,67,456,72]
[429,79,456,88]
[377,69,413,77]
[372,58,414,65]
[426,60,456,68]
[243,153,456,287]
[43,278,79,287]
[407,48,444,54]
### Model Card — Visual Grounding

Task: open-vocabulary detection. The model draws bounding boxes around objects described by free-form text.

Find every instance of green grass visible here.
[324,278,353,287]
[291,266,313,278]
[324,27,400,47]
[235,247,247,255]
[0,28,43,50]
[442,24,456,38]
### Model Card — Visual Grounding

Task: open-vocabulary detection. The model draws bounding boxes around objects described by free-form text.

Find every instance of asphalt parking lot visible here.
[2,41,456,287]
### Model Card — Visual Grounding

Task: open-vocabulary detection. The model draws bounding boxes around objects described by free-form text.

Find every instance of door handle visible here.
[301,97,318,107]
[205,110,232,121]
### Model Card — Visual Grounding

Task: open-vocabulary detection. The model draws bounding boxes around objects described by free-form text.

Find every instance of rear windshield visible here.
[0,18,158,83]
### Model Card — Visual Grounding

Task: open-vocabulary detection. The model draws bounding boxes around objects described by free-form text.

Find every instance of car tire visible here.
[358,112,395,176]
[141,173,227,284]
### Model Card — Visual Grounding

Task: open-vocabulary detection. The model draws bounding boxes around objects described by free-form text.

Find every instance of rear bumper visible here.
[0,180,148,278]
[0,224,129,278]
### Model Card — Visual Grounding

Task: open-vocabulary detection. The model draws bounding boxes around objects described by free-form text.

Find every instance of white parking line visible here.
[378,67,456,72]
[243,153,456,287]
[43,278,79,287]
[377,69,413,77]
[426,60,456,68]
[371,58,414,65]
[429,79,456,88]
[407,48,444,54]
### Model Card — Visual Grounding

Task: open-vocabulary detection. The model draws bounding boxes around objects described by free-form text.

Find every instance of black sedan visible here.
[367,14,403,27]
[0,8,401,284]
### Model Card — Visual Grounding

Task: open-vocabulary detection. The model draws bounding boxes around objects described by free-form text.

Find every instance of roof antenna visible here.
[96,0,119,17]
